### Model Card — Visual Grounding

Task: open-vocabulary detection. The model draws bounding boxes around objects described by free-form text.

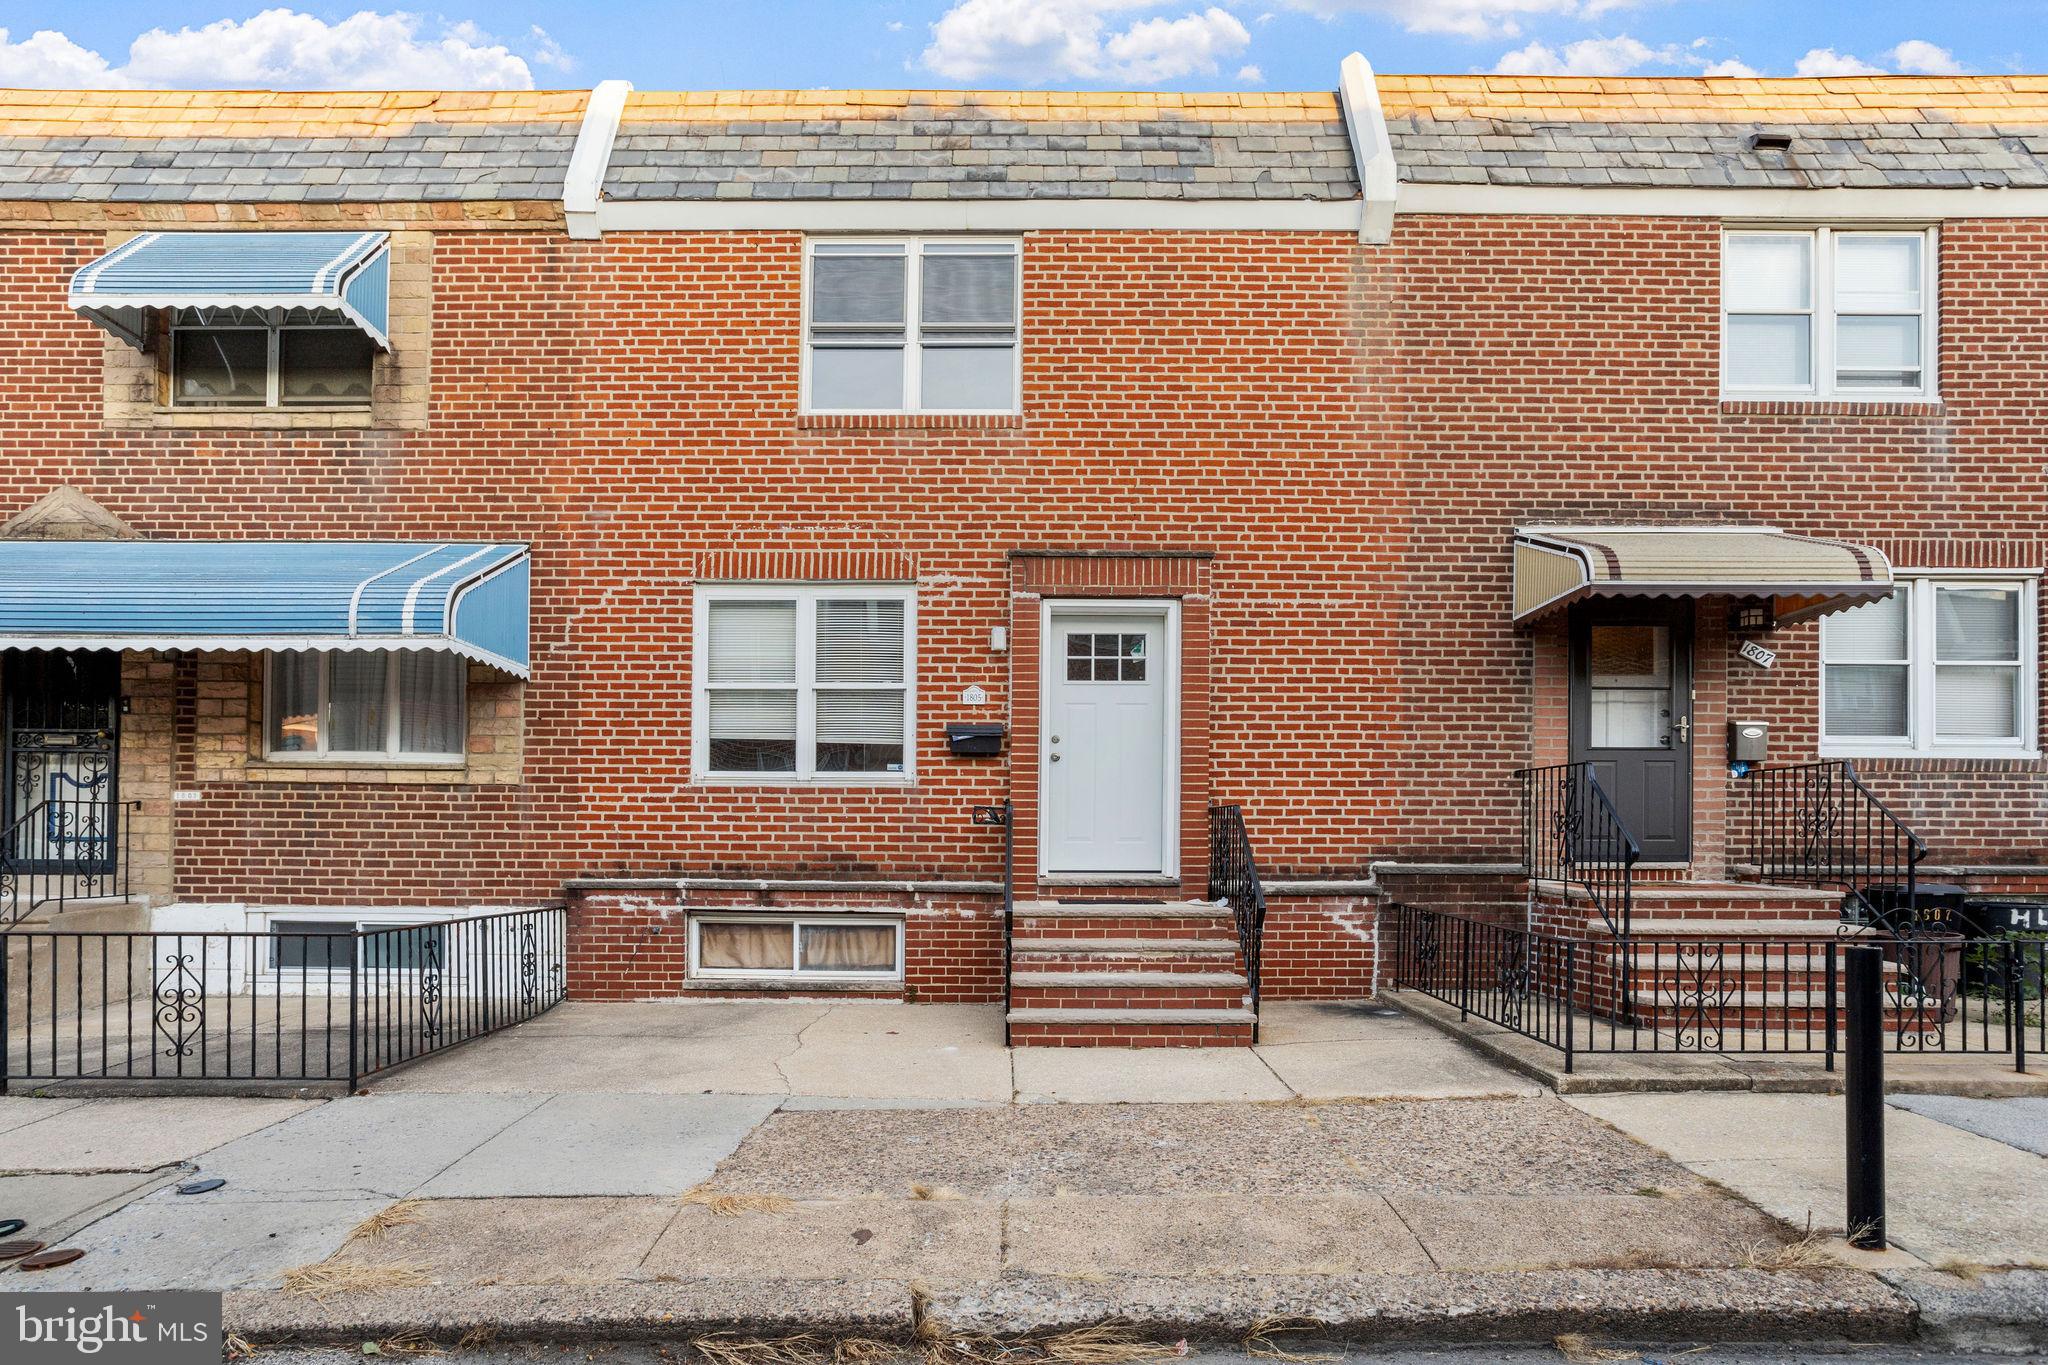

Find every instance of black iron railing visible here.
[1,799,140,930]
[1515,763,1640,938]
[1744,760,1927,929]
[1,906,566,1091]
[1208,803,1267,1042]
[1388,904,2041,1074]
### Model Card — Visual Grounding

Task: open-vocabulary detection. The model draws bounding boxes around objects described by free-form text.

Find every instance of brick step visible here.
[1007,1006,1257,1048]
[1012,950,1240,974]
[1611,919,1866,939]
[1011,969,1248,988]
[1010,968,1249,1011]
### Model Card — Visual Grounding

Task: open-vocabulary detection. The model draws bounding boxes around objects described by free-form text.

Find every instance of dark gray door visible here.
[2,649,120,874]
[1570,604,1692,862]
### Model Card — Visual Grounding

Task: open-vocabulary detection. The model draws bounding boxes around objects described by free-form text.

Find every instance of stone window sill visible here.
[1719,399,1943,418]
[796,412,1025,431]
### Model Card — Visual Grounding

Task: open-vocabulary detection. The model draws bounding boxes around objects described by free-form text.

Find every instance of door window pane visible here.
[174,329,267,406]
[327,652,387,753]
[279,329,375,404]
[1588,625,1670,748]
[268,651,320,754]
[799,923,897,972]
[699,921,793,970]
[1826,664,1910,737]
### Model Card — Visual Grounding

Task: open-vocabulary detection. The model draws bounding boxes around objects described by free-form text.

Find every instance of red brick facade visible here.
[5,207,2047,1007]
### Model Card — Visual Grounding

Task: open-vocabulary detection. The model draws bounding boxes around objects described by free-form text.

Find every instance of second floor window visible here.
[804,238,1020,414]
[1722,228,1935,401]
[172,308,376,409]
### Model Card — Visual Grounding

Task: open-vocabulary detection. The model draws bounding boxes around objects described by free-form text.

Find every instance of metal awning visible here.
[0,542,529,677]
[1513,526,1892,626]
[67,231,391,350]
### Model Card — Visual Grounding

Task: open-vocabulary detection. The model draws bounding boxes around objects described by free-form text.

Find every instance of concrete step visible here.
[1013,900,1231,918]
[1006,1005,1258,1049]
[1011,969,1247,987]
[1012,937,1238,957]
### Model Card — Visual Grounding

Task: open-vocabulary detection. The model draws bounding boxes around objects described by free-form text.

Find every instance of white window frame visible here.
[1819,571,2039,760]
[800,237,1022,416]
[1721,226,1939,402]
[686,913,905,982]
[168,312,376,410]
[691,583,918,784]
[263,650,468,765]
[254,908,457,985]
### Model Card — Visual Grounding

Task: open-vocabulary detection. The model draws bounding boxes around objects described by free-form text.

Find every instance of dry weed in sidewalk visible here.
[692,1333,832,1365]
[1552,1335,1638,1364]
[279,1261,433,1300]
[1743,1226,1844,1271]
[348,1200,426,1244]
[363,1330,445,1356]
[680,1186,799,1217]
[223,1333,259,1360]
[908,1184,963,1201]
[1242,1317,1335,1363]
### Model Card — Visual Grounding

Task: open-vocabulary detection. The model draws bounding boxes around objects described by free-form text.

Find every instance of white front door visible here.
[1043,608,1171,874]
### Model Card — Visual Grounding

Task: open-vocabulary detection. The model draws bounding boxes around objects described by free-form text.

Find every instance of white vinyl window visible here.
[803,238,1020,414]
[265,650,467,762]
[688,914,904,981]
[1821,576,2037,758]
[693,585,916,782]
[1722,228,1936,400]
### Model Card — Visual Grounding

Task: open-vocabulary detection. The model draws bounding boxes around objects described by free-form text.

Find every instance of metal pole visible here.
[1824,940,1838,1074]
[1844,945,1886,1250]
[1459,916,1473,1021]
[346,941,360,1095]
[2010,939,2027,1075]
[1563,941,1576,1076]
[0,933,10,1096]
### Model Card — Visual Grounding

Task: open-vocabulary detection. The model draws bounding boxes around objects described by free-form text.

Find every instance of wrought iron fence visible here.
[1388,903,2042,1075]
[1,906,566,1091]
[1,798,140,929]
[1515,763,1639,937]
[1208,803,1267,1042]
[1744,760,1927,928]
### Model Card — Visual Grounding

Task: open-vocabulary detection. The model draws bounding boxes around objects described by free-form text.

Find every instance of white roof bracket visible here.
[564,79,634,241]
[1337,52,1399,246]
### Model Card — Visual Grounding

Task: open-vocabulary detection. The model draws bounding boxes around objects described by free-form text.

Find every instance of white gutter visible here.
[563,79,634,241]
[1337,51,1398,245]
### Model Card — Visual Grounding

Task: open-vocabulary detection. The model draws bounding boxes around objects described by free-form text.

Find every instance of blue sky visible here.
[0,1,2040,90]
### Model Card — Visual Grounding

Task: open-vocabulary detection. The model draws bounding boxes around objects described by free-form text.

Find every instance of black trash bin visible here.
[1857,881,1967,935]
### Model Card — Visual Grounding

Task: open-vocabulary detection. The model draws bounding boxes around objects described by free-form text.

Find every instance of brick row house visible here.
[0,62,2043,1046]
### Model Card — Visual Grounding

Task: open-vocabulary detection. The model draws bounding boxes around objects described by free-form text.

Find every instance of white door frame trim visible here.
[1037,597,1181,879]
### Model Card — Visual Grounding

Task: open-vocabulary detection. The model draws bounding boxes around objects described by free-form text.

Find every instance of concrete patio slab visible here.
[413,1092,781,1197]
[1571,1093,2048,1268]
[1386,1192,1785,1271]
[644,1197,1000,1282]
[0,1169,169,1244]
[21,1189,390,1291]
[1003,1193,1432,1276]
[1013,1046,1290,1104]
[329,1196,681,1285]
[777,1005,1012,1104]
[1254,1007,1543,1100]
[189,1092,550,1199]
[0,1096,318,1173]
[0,1095,86,1135]
[1889,1094,2048,1155]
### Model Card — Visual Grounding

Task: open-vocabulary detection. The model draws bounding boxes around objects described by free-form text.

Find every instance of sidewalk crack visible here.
[769,1007,830,1099]
[1381,1192,1441,1271]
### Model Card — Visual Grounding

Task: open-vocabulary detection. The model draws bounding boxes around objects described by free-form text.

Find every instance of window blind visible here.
[922,250,1016,329]
[1825,592,1908,661]
[816,599,904,683]
[398,651,465,754]
[708,601,797,683]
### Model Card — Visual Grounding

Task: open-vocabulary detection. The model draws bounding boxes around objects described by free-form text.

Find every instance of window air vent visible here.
[1748,131,1794,153]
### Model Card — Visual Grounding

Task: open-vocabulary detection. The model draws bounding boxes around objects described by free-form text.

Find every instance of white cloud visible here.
[1791,47,1884,77]
[1887,39,1964,75]
[1492,34,1676,76]
[1236,63,1265,82]
[921,0,1251,83]
[1702,58,1760,78]
[1281,0,1648,41]
[0,9,560,90]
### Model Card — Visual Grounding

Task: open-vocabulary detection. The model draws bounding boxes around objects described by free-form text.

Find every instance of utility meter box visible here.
[1729,720,1769,763]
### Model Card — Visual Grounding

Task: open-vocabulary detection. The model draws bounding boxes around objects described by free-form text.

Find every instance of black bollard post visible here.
[1844,945,1886,1250]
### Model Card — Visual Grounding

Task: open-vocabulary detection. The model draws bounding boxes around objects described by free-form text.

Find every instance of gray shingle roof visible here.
[1388,116,2048,190]
[601,116,1360,201]
[0,124,578,202]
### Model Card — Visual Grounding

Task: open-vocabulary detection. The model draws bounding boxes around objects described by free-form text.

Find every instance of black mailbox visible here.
[945,723,1005,757]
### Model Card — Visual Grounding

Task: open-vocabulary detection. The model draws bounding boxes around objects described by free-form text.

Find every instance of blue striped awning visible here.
[68,231,391,350]
[0,542,528,677]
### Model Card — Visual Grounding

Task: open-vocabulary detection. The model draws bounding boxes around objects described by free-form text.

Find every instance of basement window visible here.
[170,308,376,409]
[688,915,904,981]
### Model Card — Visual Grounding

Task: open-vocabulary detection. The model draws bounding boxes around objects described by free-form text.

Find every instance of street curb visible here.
[223,1268,1917,1349]
[1881,1267,2048,1353]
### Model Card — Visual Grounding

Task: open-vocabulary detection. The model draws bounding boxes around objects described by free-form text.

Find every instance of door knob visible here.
[1676,716,1691,743]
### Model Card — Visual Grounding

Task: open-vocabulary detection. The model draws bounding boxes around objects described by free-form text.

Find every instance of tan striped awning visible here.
[1512,526,1892,626]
